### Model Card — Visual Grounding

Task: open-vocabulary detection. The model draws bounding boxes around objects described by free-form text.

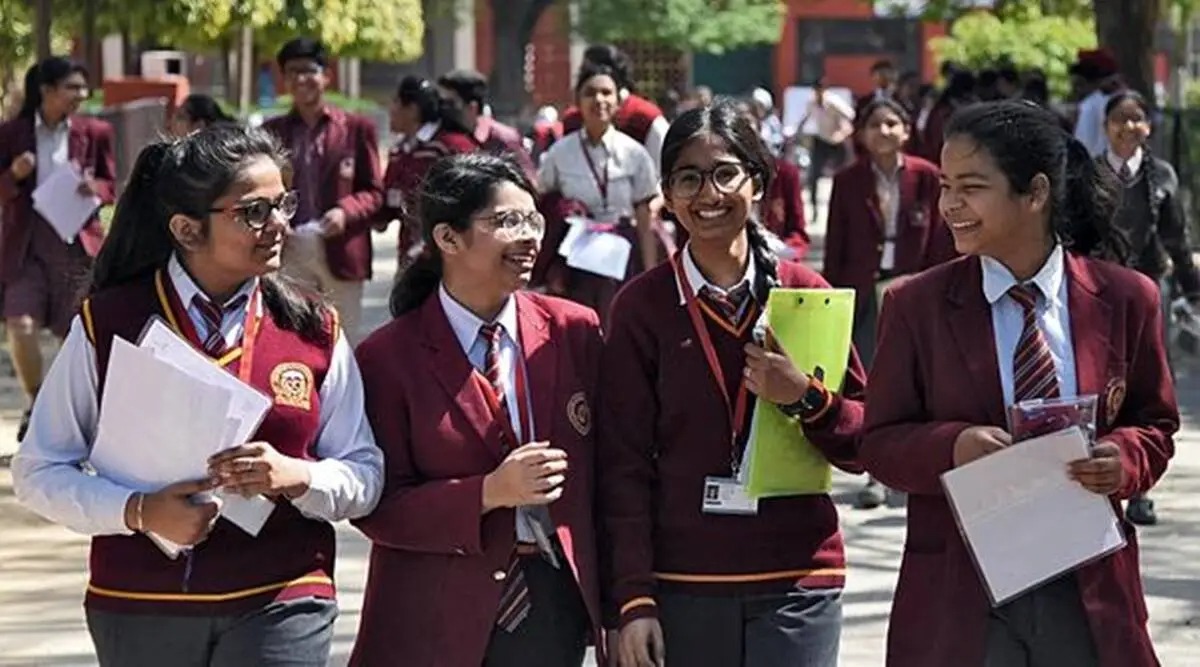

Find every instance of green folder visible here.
[742,288,856,498]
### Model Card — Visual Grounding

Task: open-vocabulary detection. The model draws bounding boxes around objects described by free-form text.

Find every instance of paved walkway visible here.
[3,185,1200,665]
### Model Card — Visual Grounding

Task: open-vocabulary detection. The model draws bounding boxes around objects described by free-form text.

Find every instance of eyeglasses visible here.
[209,191,299,230]
[475,210,546,240]
[666,163,753,199]
[284,64,324,79]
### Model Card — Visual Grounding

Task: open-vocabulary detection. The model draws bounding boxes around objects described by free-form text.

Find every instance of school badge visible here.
[339,157,355,180]
[270,362,314,411]
[1104,377,1127,426]
[567,391,591,436]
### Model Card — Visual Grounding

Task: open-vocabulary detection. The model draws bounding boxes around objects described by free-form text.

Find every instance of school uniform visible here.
[599,250,868,666]
[861,249,1177,667]
[473,116,538,184]
[350,289,603,667]
[823,154,955,366]
[263,106,384,345]
[561,94,669,173]
[761,157,810,259]
[380,122,477,262]
[10,256,384,666]
[537,127,659,327]
[0,113,115,336]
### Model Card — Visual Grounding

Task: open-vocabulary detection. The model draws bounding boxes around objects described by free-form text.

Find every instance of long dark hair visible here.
[661,98,780,303]
[20,57,88,119]
[390,153,538,317]
[1104,90,1161,243]
[945,100,1128,262]
[92,125,330,343]
[397,75,441,125]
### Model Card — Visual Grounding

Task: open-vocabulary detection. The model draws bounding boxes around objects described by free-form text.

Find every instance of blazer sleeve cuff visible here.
[618,597,659,627]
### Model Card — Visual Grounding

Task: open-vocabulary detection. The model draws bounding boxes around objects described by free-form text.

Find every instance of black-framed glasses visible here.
[284,64,324,79]
[210,191,298,230]
[666,162,753,199]
[475,210,546,239]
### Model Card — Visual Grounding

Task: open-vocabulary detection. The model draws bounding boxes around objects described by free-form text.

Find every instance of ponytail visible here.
[744,216,781,305]
[390,252,444,317]
[19,57,87,119]
[90,141,179,293]
[1057,136,1128,263]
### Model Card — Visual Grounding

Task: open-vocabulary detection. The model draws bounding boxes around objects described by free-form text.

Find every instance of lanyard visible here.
[472,335,534,451]
[667,252,751,475]
[155,270,263,384]
[578,134,609,209]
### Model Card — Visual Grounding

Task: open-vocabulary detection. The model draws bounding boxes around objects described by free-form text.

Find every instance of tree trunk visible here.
[82,0,100,81]
[1093,0,1158,103]
[488,0,554,122]
[35,0,53,60]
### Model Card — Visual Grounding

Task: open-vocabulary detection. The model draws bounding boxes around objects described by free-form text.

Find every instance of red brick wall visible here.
[529,5,573,108]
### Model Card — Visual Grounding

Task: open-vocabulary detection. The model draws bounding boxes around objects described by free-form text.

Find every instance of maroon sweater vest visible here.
[81,271,338,615]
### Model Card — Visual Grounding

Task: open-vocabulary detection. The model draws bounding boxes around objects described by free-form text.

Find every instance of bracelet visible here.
[135,492,145,533]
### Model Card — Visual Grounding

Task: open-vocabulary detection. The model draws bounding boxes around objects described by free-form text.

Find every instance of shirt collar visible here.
[675,242,757,306]
[871,154,905,182]
[1106,147,1143,176]
[580,125,617,150]
[980,244,1065,307]
[473,115,494,145]
[167,254,258,310]
[438,283,520,353]
[35,112,70,133]
[415,121,440,143]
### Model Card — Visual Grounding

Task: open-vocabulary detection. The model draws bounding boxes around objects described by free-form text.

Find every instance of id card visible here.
[880,240,896,271]
[386,188,404,208]
[702,476,760,515]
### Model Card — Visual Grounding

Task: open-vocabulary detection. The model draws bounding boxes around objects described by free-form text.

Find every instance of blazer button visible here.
[876,244,884,251]
[493,569,507,582]
[453,547,466,556]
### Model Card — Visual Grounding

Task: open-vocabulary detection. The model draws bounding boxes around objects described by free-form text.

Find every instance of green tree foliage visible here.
[256,0,424,62]
[0,0,72,115]
[929,9,1096,97]
[576,0,785,53]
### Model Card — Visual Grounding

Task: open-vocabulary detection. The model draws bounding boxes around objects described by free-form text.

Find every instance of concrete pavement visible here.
[3,183,1200,665]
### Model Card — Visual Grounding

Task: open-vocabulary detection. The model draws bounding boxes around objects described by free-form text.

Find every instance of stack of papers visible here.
[941,426,1126,605]
[557,216,631,281]
[88,318,274,557]
[32,165,101,243]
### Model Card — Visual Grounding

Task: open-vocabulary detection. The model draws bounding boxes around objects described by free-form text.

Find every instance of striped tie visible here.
[699,283,753,329]
[1009,285,1061,402]
[192,294,247,357]
[479,322,532,633]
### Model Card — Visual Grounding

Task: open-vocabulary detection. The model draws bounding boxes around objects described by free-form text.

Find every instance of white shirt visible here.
[873,157,904,271]
[538,127,659,222]
[980,244,1078,406]
[397,121,440,153]
[34,113,71,187]
[675,242,758,305]
[437,285,545,544]
[1074,90,1110,157]
[11,256,384,535]
[644,116,670,176]
[805,95,855,144]
[1106,147,1143,178]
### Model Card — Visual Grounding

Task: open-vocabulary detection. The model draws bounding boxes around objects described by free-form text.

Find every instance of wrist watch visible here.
[779,380,827,419]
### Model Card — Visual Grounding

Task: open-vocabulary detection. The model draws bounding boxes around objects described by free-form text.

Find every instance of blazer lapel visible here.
[898,158,921,227]
[68,123,86,166]
[418,295,505,461]
[862,163,885,234]
[515,293,558,445]
[1064,253,1114,400]
[945,257,1008,426]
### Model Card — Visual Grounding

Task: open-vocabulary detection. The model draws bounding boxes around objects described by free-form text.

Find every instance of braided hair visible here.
[661,98,780,303]
[1104,90,1161,247]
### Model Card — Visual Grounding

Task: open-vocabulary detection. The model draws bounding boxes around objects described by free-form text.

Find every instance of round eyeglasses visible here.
[210,191,299,230]
[666,163,753,199]
[476,210,546,240]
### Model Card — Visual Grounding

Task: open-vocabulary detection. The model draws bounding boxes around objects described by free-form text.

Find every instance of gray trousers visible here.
[984,575,1099,667]
[86,596,337,667]
[658,587,842,667]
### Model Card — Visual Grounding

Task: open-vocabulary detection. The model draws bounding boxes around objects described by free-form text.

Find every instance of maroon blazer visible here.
[380,129,476,255]
[822,154,956,303]
[350,291,603,667]
[474,116,536,185]
[263,107,384,281]
[762,157,809,258]
[861,253,1177,667]
[0,114,115,281]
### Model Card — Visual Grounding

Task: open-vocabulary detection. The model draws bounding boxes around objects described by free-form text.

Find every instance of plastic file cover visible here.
[742,288,855,497]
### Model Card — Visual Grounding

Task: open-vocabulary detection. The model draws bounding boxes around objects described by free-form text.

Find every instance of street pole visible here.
[35,0,53,60]
[239,25,254,116]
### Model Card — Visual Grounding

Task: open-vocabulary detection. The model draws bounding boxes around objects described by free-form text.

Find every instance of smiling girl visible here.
[351,153,604,667]
[600,99,866,667]
[13,125,383,666]
[862,100,1176,666]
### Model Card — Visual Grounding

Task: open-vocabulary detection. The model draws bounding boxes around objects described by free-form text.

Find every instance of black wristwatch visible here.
[778,381,828,419]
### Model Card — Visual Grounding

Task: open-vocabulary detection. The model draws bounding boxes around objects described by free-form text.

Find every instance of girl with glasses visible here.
[351,153,604,667]
[12,124,384,667]
[862,100,1174,666]
[535,61,660,327]
[600,99,867,667]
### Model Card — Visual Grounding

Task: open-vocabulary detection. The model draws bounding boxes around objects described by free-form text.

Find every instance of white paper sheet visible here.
[32,165,101,243]
[941,427,1126,606]
[137,318,276,536]
[557,217,631,280]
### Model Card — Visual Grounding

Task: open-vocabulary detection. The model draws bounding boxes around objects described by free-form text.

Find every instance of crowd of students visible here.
[0,37,1188,667]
